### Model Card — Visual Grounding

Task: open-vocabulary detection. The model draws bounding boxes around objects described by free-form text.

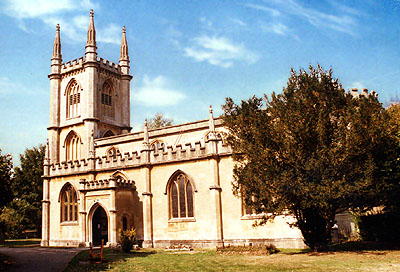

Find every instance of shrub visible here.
[358,212,400,243]
[119,228,136,253]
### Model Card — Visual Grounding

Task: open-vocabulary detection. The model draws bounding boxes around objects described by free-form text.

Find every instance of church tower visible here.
[47,10,132,164]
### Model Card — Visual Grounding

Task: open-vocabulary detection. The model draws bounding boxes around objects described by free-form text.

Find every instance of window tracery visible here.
[65,131,81,161]
[168,172,194,219]
[66,80,81,118]
[60,183,78,222]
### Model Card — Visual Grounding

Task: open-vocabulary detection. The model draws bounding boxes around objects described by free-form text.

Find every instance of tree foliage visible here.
[223,65,398,251]
[147,113,173,130]
[0,149,13,242]
[0,150,13,209]
[1,145,45,238]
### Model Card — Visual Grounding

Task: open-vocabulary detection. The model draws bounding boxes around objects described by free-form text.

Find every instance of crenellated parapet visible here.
[79,178,136,192]
[96,151,141,170]
[47,135,231,177]
[98,57,120,74]
[60,56,121,78]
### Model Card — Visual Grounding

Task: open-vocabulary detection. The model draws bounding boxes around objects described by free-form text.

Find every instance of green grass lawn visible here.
[0,238,41,247]
[64,247,400,272]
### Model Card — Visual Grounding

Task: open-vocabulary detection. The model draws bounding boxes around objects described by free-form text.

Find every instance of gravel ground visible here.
[0,247,84,272]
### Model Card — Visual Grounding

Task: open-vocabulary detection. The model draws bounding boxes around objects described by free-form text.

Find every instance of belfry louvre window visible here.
[66,80,81,118]
[101,82,114,117]
[169,173,194,218]
[61,184,78,222]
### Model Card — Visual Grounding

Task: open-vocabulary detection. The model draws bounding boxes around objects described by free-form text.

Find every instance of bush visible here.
[358,212,400,243]
[119,228,136,253]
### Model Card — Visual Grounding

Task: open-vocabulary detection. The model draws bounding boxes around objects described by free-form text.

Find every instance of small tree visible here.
[147,113,173,130]
[223,65,397,251]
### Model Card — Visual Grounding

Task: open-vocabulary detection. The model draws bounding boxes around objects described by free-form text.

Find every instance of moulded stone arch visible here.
[63,130,82,161]
[87,201,110,245]
[102,129,115,138]
[111,170,129,181]
[64,78,83,96]
[164,169,197,195]
[57,182,80,202]
[100,79,115,93]
[58,182,79,222]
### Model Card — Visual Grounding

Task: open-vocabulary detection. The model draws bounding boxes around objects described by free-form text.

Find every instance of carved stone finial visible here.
[209,105,215,132]
[120,25,129,62]
[90,9,94,17]
[56,24,60,31]
[143,119,149,145]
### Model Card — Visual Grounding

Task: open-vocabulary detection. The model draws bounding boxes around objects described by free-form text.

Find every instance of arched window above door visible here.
[59,183,78,223]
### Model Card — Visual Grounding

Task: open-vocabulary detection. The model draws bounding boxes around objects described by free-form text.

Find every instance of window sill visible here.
[60,221,79,226]
[168,217,196,223]
[66,116,81,121]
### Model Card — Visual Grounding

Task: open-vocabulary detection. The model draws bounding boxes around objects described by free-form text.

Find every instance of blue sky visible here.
[1,0,400,164]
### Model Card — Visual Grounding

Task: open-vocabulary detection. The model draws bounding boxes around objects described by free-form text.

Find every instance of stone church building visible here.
[41,10,304,248]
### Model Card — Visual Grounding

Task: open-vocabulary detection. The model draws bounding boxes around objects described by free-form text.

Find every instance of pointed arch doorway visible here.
[92,206,108,246]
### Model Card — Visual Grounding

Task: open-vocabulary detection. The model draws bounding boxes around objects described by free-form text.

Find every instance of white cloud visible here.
[98,23,121,45]
[184,35,259,68]
[231,18,247,27]
[0,76,39,95]
[271,23,289,35]
[2,0,95,19]
[134,75,186,107]
[262,0,358,35]
[244,3,281,17]
[1,0,121,45]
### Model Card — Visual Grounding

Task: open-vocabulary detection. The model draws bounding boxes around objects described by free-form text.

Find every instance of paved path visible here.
[0,247,84,272]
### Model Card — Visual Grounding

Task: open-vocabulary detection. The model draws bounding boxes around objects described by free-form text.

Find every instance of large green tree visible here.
[4,145,45,237]
[0,149,13,242]
[223,65,397,251]
[147,113,173,130]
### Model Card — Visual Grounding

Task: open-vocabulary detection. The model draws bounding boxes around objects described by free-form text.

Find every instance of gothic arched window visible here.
[66,80,81,118]
[101,81,114,118]
[65,131,81,161]
[168,172,194,219]
[60,183,78,222]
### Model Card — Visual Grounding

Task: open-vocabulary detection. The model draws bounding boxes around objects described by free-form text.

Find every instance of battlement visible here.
[60,56,121,75]
[61,57,85,73]
[98,57,120,73]
[80,178,136,191]
[349,88,378,98]
[47,136,231,177]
